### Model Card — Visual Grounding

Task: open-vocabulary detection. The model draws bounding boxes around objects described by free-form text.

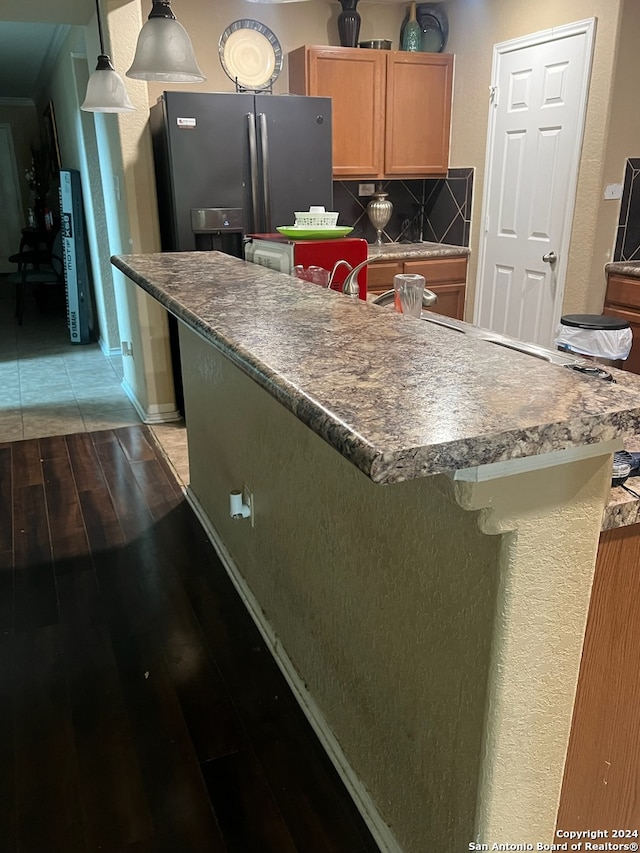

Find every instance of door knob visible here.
[542,251,558,264]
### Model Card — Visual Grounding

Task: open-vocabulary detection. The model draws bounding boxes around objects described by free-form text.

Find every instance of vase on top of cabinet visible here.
[402,2,422,51]
[288,45,453,180]
[337,0,361,47]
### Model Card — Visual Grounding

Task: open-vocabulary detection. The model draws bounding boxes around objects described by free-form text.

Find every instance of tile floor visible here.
[0,288,189,485]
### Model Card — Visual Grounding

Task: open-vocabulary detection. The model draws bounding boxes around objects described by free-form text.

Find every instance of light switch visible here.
[604,183,623,200]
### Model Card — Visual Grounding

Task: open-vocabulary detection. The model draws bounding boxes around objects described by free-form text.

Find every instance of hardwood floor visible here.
[0,425,380,853]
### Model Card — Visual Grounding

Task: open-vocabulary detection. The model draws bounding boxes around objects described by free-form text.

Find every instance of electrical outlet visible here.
[358,183,375,196]
[242,483,254,528]
[604,183,623,200]
[121,341,133,357]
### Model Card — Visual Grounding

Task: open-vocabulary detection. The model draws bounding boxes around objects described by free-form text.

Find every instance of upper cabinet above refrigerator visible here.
[288,46,453,180]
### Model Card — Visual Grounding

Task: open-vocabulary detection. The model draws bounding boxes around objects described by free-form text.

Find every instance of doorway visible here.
[0,123,24,272]
[475,19,596,348]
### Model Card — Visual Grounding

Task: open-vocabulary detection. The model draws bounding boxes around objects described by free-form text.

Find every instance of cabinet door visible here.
[423,283,466,320]
[403,256,467,319]
[384,53,453,176]
[558,523,640,830]
[289,46,385,179]
[403,256,467,285]
[605,274,640,310]
[602,306,640,375]
[366,260,402,295]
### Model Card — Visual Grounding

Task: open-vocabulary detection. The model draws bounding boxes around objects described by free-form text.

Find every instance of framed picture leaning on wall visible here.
[43,101,61,176]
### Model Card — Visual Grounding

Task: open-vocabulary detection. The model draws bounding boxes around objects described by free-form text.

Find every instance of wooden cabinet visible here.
[288,46,453,180]
[603,273,640,374]
[558,522,640,830]
[367,255,467,320]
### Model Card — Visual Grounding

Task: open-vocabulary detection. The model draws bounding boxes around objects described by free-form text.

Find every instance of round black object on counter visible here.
[560,313,630,331]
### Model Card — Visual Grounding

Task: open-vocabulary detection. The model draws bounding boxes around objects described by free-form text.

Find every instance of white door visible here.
[475,19,595,347]
[0,124,24,272]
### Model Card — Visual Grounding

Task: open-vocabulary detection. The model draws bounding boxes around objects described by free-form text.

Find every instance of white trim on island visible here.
[454,438,622,482]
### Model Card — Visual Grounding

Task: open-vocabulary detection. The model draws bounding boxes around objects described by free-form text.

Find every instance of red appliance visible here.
[244,234,369,300]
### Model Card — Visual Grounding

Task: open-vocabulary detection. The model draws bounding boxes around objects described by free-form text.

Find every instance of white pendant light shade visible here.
[82,55,135,112]
[126,3,205,82]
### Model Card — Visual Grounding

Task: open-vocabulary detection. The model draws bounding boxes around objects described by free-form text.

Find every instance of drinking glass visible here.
[394,274,425,318]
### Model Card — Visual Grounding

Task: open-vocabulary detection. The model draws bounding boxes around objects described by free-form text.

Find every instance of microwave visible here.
[244,234,369,300]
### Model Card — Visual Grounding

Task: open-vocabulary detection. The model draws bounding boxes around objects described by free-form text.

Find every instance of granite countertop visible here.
[602,433,640,529]
[367,241,470,261]
[605,261,640,278]
[111,250,640,490]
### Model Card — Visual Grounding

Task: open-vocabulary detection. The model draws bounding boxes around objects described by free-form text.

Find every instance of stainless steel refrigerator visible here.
[149,90,333,254]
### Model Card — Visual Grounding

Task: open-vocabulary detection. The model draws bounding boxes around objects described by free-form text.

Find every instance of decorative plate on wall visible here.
[219,19,283,90]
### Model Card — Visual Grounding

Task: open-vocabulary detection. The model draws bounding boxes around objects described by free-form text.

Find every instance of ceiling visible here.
[0,0,92,100]
[0,23,73,99]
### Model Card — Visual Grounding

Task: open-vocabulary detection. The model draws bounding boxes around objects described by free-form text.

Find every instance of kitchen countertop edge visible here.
[367,242,470,261]
[605,261,640,278]
[111,252,640,506]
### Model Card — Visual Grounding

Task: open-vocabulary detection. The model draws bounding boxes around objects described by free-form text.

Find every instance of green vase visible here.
[402,2,422,52]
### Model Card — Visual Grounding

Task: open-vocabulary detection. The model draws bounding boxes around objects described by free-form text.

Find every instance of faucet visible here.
[328,257,380,298]
[327,259,354,289]
[329,257,439,306]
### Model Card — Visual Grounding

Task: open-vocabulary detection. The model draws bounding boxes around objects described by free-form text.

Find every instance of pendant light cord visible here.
[95,0,106,56]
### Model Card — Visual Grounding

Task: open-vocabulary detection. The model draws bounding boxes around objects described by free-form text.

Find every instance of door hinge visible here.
[489,85,498,106]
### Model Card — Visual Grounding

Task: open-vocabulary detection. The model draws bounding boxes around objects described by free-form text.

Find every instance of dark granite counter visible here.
[367,241,470,261]
[603,433,640,530]
[111,250,640,487]
[604,486,640,529]
[605,261,640,279]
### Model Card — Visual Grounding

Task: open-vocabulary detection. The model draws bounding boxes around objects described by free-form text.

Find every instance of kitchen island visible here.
[112,250,640,853]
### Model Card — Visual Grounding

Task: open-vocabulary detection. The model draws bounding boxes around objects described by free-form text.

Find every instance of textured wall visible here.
[455,454,612,843]
[34,22,123,351]
[144,0,406,105]
[178,324,611,852]
[180,323,501,851]
[103,0,178,419]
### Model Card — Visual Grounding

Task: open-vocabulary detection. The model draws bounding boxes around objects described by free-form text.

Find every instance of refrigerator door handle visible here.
[247,113,262,232]
[257,113,272,233]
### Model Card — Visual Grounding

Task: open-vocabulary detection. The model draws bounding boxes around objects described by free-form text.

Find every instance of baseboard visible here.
[184,486,404,853]
[98,337,123,357]
[120,377,182,424]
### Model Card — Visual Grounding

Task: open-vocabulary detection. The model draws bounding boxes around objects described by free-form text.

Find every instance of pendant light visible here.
[126,1,205,83]
[81,0,134,113]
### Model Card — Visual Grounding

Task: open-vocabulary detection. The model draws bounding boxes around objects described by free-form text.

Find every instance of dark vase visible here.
[338,0,361,48]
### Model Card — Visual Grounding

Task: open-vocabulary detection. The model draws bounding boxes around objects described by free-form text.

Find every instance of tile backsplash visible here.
[333,168,473,247]
[614,158,640,261]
